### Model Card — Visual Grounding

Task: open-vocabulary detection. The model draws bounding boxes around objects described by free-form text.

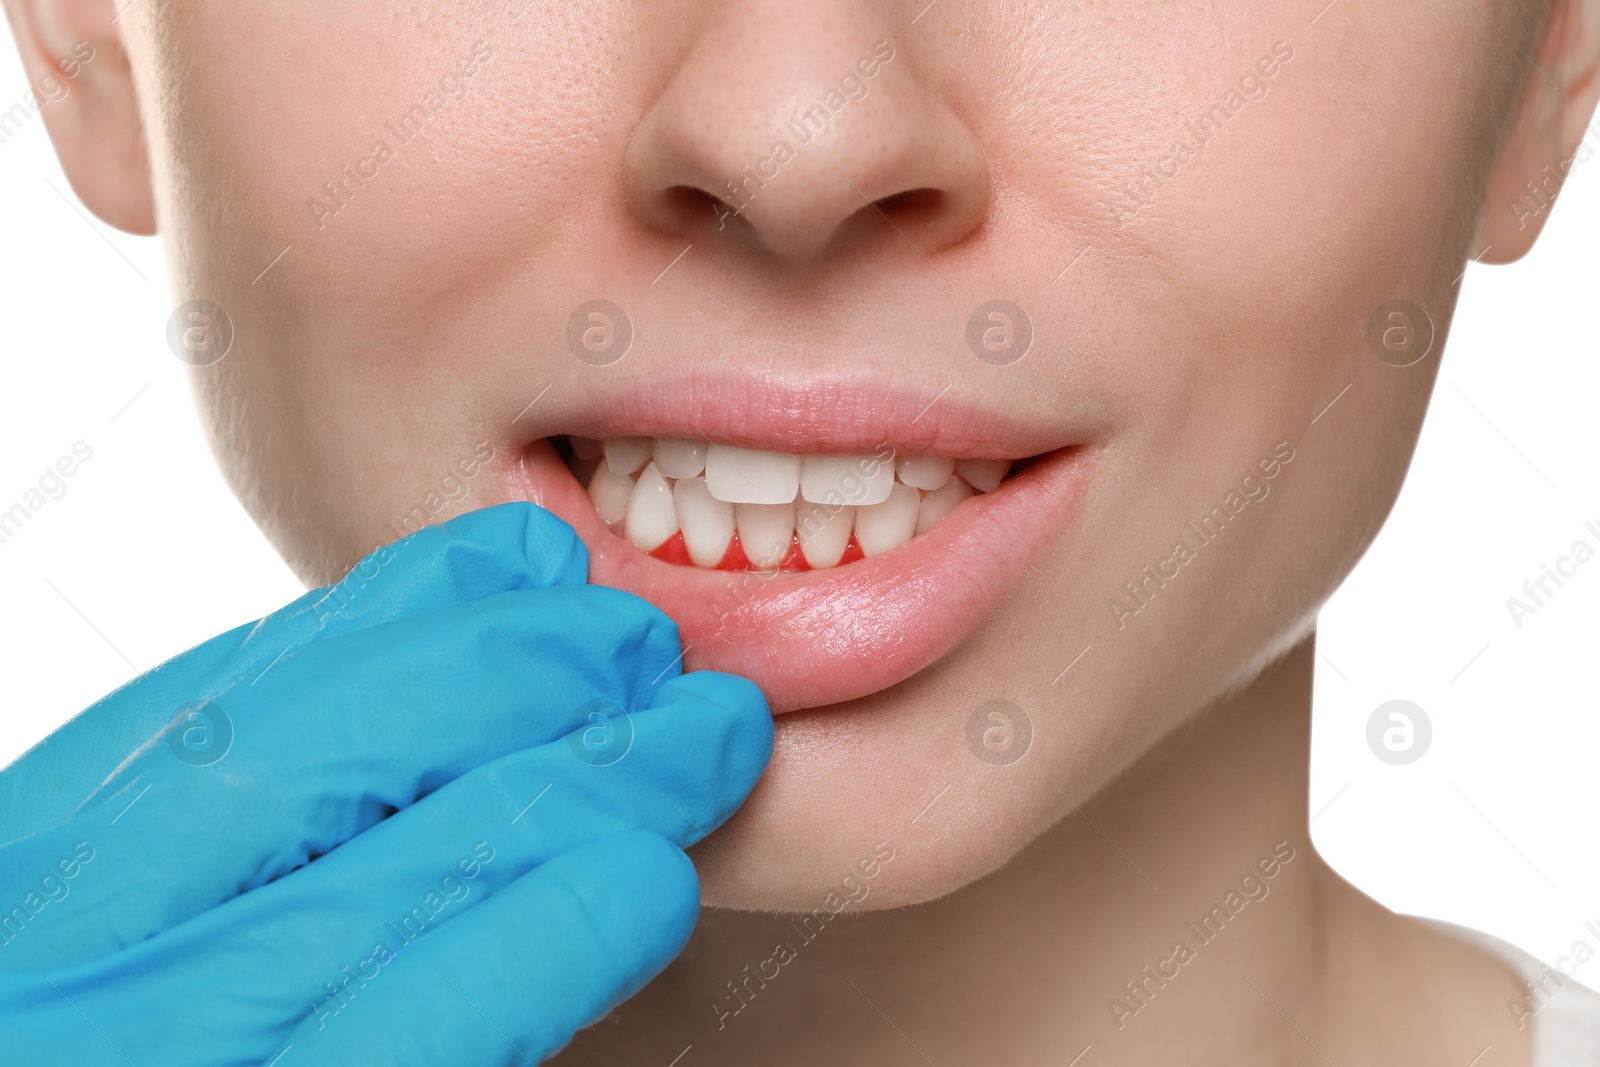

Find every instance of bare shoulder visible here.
[1319,884,1534,1067]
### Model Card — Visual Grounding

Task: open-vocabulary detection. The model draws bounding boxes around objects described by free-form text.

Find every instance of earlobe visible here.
[2,0,155,234]
[1475,0,1600,264]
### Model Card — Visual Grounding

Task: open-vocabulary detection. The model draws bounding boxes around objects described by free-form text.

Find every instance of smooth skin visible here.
[6,0,1600,1063]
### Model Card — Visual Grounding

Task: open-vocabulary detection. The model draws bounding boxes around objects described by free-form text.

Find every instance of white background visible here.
[1,43,1597,976]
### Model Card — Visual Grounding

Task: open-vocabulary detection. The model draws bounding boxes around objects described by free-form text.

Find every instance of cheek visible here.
[846,6,1496,898]
[1006,6,1493,600]
[968,5,1494,546]
[128,1,646,580]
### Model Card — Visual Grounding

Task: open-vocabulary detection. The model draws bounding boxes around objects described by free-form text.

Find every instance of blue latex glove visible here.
[0,502,772,1065]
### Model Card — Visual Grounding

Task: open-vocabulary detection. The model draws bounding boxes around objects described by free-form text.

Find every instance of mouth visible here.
[565,433,1023,570]
[508,377,1093,713]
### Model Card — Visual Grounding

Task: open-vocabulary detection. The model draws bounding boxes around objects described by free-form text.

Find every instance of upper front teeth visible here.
[573,437,1012,569]
[706,446,801,505]
[800,455,894,505]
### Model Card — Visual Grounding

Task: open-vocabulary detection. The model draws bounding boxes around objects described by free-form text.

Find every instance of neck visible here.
[557,638,1530,1066]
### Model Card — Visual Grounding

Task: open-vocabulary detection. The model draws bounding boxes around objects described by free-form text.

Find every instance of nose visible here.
[624,3,990,262]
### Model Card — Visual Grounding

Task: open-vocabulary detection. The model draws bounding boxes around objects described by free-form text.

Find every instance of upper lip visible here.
[519,369,1077,458]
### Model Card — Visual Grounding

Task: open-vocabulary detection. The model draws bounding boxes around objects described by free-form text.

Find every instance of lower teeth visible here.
[562,437,1013,570]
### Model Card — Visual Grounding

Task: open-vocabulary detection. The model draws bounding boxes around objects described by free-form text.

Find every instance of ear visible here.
[1476,0,1600,264]
[1,0,155,234]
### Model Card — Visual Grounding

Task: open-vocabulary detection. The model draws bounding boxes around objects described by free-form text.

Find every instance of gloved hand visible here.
[0,501,772,1065]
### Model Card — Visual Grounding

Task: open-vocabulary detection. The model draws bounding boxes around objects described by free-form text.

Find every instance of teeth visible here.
[796,501,855,569]
[654,437,708,479]
[854,482,920,557]
[624,462,679,551]
[915,476,972,536]
[800,455,894,506]
[573,436,1019,569]
[674,477,736,567]
[896,456,954,491]
[705,445,801,505]
[735,502,796,569]
[588,465,636,526]
[605,436,653,477]
[956,458,1008,493]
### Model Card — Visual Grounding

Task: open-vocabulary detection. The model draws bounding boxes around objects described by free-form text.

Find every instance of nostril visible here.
[648,183,965,256]
[874,188,936,212]
[868,188,945,229]
[653,185,750,233]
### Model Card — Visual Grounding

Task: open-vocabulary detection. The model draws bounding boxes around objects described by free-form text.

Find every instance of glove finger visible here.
[0,502,587,839]
[253,499,591,650]
[2,583,695,968]
[0,830,699,1067]
[5,675,765,1067]
[284,829,698,1066]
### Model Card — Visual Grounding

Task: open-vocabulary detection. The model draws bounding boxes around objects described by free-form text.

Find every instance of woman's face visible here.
[102,0,1551,907]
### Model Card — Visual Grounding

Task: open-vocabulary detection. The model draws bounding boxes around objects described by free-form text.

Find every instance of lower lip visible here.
[512,444,1092,713]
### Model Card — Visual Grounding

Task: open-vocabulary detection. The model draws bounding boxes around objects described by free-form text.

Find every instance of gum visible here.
[647,529,866,571]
